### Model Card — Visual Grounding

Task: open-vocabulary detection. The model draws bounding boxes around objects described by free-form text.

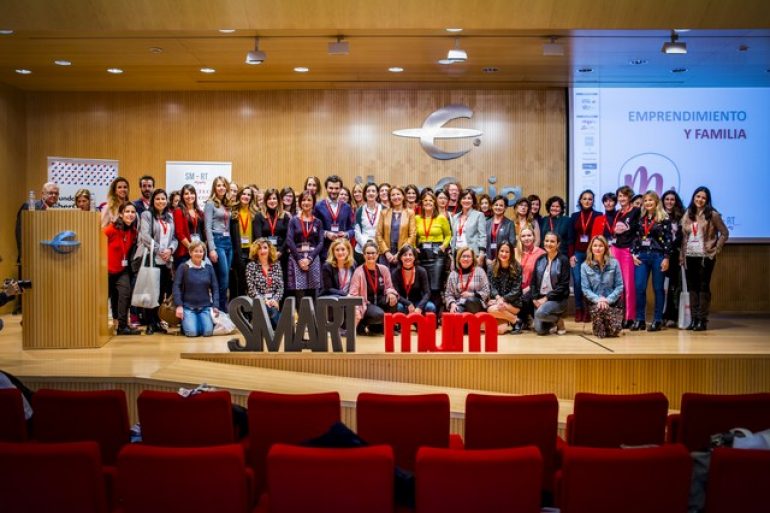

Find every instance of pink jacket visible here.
[348,263,397,324]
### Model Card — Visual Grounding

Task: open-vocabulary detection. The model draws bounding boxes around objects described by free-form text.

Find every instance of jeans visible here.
[611,246,636,321]
[396,301,437,314]
[182,307,214,337]
[534,298,568,335]
[212,233,233,312]
[634,251,666,322]
[571,251,587,310]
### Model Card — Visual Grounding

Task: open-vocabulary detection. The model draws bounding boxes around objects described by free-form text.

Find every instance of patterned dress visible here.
[285,215,324,291]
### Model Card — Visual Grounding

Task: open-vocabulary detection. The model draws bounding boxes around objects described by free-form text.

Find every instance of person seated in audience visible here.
[445,247,490,314]
[245,238,284,328]
[513,227,545,333]
[531,232,570,335]
[321,239,356,297]
[486,241,522,334]
[173,240,219,337]
[349,241,398,335]
[581,236,624,338]
[391,244,436,315]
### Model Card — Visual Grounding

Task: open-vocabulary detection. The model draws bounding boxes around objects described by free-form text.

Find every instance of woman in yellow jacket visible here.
[376,186,416,268]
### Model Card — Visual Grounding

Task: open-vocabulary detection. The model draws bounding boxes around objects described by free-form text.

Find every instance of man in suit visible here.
[15,182,60,263]
[314,175,354,259]
[132,175,155,216]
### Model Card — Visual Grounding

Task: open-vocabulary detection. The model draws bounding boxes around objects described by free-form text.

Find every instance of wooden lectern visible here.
[21,210,109,349]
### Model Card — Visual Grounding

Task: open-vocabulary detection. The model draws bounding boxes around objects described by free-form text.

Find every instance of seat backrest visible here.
[0,388,27,441]
[465,393,558,489]
[247,391,340,494]
[116,443,250,513]
[31,388,130,465]
[266,444,394,513]
[568,392,669,447]
[356,392,450,471]
[704,447,770,513]
[558,445,692,513]
[0,441,107,513]
[677,393,770,451]
[416,446,543,513]
[137,389,234,446]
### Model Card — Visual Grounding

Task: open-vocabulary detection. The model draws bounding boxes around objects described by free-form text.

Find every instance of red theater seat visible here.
[247,391,341,496]
[556,444,691,513]
[356,392,459,471]
[31,389,130,465]
[138,389,235,446]
[0,388,27,441]
[565,392,669,447]
[115,444,253,513]
[0,441,108,513]
[705,447,770,513]
[668,392,770,451]
[464,393,558,491]
[415,446,543,513]
[257,444,394,513]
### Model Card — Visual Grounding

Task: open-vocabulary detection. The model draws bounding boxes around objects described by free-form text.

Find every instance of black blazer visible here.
[484,217,515,258]
[390,264,431,311]
[321,262,356,297]
[531,253,571,302]
[254,211,290,259]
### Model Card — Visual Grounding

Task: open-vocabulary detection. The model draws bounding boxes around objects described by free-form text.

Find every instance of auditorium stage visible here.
[1,314,769,434]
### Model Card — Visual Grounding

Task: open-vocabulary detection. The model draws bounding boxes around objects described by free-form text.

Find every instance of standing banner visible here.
[48,157,118,209]
[166,161,232,209]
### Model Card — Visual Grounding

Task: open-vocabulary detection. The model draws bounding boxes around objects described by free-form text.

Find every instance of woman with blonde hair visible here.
[205,176,234,312]
[245,238,283,328]
[173,240,219,337]
[581,235,624,338]
[512,197,541,247]
[74,188,92,211]
[630,190,672,332]
[351,182,365,211]
[513,226,545,333]
[231,185,260,298]
[321,239,356,297]
[101,176,130,227]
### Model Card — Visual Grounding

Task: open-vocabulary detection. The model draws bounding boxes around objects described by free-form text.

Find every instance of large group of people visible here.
[17,175,730,339]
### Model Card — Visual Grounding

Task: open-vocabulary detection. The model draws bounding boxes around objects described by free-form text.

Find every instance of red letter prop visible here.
[384,312,437,352]
[438,313,498,352]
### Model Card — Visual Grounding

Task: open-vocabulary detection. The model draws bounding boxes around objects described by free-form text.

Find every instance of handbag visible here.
[678,265,691,329]
[158,264,183,326]
[131,239,160,309]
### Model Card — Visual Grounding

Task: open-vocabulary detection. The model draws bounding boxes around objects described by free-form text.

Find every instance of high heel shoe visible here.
[693,320,708,331]
[647,321,662,332]
[630,320,645,331]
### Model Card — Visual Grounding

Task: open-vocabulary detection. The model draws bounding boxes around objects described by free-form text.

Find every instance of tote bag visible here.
[678,265,692,329]
[131,239,160,309]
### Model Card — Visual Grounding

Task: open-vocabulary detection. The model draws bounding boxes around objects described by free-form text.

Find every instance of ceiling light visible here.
[671,67,688,73]
[388,67,404,73]
[438,59,454,65]
[662,30,687,54]
[543,36,564,57]
[149,47,163,54]
[0,29,13,35]
[15,69,31,75]
[446,28,463,33]
[446,38,467,63]
[246,37,266,65]
[54,60,71,66]
[294,66,309,73]
[200,67,216,73]
[218,29,236,33]
[328,36,349,55]
[107,68,123,74]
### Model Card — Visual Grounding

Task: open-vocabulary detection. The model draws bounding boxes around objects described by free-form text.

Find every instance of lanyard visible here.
[121,228,133,260]
[491,220,502,242]
[642,216,655,237]
[239,210,250,234]
[338,268,350,290]
[364,205,378,227]
[422,215,435,238]
[267,213,278,236]
[458,214,468,236]
[692,222,699,236]
[365,266,379,295]
[612,206,632,233]
[449,203,459,215]
[548,216,556,233]
[301,216,314,241]
[158,218,168,235]
[261,264,272,290]
[458,266,476,293]
[401,267,414,297]
[604,211,617,234]
[579,210,594,234]
[325,200,340,223]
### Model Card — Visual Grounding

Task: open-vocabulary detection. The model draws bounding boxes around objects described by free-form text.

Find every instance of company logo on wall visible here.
[41,231,81,254]
[619,153,681,196]
[393,104,483,160]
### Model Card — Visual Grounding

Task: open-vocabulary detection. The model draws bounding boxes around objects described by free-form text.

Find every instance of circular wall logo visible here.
[618,153,681,196]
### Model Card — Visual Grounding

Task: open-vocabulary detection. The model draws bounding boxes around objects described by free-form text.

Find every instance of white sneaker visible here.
[556,319,567,335]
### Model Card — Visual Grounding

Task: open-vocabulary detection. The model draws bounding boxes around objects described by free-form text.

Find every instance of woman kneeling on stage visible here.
[245,238,284,329]
[581,236,624,338]
[349,241,398,335]
[531,232,570,335]
[445,247,490,314]
[173,241,219,337]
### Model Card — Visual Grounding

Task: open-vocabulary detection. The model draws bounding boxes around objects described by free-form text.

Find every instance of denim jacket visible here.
[580,257,624,305]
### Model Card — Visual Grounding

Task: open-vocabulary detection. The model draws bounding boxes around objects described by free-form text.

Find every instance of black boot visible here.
[647,321,662,332]
[693,319,708,332]
[630,320,645,331]
[686,319,697,330]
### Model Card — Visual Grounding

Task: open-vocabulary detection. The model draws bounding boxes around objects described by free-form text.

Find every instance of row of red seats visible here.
[2,439,767,513]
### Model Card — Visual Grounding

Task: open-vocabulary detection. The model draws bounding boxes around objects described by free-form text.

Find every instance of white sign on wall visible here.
[47,157,118,208]
[165,161,232,209]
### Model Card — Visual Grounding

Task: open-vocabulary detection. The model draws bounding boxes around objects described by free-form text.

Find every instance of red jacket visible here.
[173,208,205,259]
[104,223,137,274]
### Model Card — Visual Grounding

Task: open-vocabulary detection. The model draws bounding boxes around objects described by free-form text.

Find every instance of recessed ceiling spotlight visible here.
[149,47,163,54]
[218,29,236,33]
[294,66,309,73]
[54,60,72,66]
[629,58,648,65]
[482,67,499,73]
[738,45,749,52]
[200,67,216,73]
[15,69,31,75]
[107,68,124,74]
[578,67,593,73]
[388,67,404,73]
[0,29,14,35]
[662,30,687,54]
[446,28,463,33]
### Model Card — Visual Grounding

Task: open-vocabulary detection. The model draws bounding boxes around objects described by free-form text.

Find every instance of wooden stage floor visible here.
[2,313,769,432]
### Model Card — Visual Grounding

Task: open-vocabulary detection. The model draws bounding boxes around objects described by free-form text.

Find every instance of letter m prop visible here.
[383,312,437,352]
[438,313,498,352]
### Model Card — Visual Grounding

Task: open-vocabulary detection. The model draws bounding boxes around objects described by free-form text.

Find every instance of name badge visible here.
[580,235,589,243]
[267,236,278,246]
[609,237,617,246]
[121,259,128,268]
[330,223,340,233]
[456,234,468,248]
[264,293,273,300]
[190,234,201,243]
[301,243,311,253]
[241,237,250,245]
[642,239,651,247]
[489,242,497,250]
[422,242,434,250]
